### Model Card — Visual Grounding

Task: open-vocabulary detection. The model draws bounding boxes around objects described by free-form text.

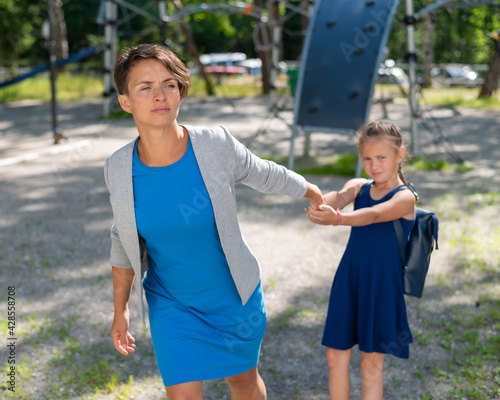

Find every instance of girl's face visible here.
[118,59,182,132]
[359,137,405,185]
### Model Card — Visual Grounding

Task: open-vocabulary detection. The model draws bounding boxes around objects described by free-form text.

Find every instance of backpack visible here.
[356,180,439,298]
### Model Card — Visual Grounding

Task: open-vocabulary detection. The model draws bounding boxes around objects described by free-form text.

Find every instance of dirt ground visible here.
[0,96,498,399]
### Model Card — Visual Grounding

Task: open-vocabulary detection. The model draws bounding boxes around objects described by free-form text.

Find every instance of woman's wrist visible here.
[305,183,324,209]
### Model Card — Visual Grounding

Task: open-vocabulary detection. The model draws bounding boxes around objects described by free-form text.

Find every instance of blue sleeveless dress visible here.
[322,183,414,359]
[132,138,266,386]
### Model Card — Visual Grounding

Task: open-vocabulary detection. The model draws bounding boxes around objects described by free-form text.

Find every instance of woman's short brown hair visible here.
[114,44,191,99]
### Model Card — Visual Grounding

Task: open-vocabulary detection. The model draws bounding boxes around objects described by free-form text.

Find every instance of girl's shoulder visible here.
[343,178,371,193]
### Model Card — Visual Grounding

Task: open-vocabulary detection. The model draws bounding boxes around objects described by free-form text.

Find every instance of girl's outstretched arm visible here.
[323,178,367,209]
[307,185,415,226]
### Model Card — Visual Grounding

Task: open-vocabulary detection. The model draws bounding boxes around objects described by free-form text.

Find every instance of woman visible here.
[104,43,324,400]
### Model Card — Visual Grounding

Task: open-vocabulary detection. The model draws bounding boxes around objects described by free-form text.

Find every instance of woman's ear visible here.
[118,94,132,113]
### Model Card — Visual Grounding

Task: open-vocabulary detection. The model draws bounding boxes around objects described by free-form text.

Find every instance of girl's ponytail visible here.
[399,167,419,202]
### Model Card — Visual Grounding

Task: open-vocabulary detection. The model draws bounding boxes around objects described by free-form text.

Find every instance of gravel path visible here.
[0,97,498,399]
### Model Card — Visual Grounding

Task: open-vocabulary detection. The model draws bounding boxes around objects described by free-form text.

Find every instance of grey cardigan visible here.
[104,125,308,324]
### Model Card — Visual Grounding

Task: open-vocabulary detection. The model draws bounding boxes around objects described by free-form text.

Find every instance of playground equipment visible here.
[95,0,491,168]
[96,1,313,117]
[287,0,494,170]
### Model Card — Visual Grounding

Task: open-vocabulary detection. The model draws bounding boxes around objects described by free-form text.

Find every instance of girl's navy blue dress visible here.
[322,182,414,358]
[133,139,266,386]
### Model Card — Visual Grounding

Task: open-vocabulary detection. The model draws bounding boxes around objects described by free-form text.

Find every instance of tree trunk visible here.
[421,12,435,88]
[173,0,215,96]
[254,0,271,94]
[53,0,68,60]
[51,0,68,73]
[478,40,500,98]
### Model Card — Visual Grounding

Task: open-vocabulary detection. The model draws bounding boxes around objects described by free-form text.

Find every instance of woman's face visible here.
[118,58,182,131]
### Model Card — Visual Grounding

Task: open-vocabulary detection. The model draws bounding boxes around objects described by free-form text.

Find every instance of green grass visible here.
[419,87,500,110]
[2,73,498,110]
[424,192,500,398]
[0,72,104,103]
[263,152,471,177]
[295,153,363,177]
[376,84,500,109]
[0,73,267,104]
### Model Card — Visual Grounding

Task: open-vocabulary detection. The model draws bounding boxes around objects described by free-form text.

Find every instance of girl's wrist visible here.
[333,208,342,226]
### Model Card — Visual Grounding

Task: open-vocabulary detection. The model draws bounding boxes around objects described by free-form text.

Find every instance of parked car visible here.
[199,52,248,75]
[431,65,483,87]
[377,60,410,89]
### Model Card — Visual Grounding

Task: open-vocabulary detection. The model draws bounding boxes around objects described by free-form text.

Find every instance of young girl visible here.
[306,121,417,400]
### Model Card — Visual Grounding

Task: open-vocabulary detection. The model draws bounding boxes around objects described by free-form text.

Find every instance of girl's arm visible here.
[307,187,415,226]
[110,266,136,356]
[323,178,367,210]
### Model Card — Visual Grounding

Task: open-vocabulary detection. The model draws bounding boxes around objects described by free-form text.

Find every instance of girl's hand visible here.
[305,204,339,225]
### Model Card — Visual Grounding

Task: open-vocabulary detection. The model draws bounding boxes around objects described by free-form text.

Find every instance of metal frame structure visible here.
[288,0,495,170]
[288,0,400,170]
[97,0,310,117]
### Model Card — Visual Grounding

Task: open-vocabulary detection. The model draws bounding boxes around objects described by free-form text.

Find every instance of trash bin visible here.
[286,62,299,96]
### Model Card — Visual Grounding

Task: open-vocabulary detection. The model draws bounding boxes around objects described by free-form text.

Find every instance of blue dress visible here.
[322,183,414,359]
[132,138,266,386]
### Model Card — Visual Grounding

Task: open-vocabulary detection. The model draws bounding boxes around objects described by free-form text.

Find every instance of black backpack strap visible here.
[431,213,439,250]
[395,183,419,202]
[354,179,373,209]
[392,184,417,268]
[393,219,406,268]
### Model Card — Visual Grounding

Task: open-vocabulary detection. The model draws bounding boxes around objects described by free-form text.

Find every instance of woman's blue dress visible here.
[322,183,414,359]
[132,138,266,386]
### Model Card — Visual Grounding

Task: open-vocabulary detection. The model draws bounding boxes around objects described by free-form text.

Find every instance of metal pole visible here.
[47,0,64,143]
[414,0,456,18]
[405,0,420,155]
[269,0,280,106]
[103,0,117,117]
[158,0,168,45]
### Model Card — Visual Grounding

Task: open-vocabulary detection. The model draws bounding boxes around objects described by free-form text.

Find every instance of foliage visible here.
[386,2,500,65]
[0,0,46,68]
[2,0,499,77]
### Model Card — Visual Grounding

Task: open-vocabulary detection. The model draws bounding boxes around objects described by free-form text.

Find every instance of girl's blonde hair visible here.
[359,121,414,194]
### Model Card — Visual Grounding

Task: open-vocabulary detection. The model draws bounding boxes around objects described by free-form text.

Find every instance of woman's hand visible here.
[305,204,340,226]
[110,310,136,356]
[111,266,135,355]
[304,183,326,210]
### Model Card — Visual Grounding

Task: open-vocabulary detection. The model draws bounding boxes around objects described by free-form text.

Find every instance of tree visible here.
[421,6,436,88]
[478,32,500,98]
[172,0,214,96]
[52,0,68,61]
[0,0,44,70]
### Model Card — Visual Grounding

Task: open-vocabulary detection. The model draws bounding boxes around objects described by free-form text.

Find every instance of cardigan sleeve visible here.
[104,157,134,270]
[220,126,308,199]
